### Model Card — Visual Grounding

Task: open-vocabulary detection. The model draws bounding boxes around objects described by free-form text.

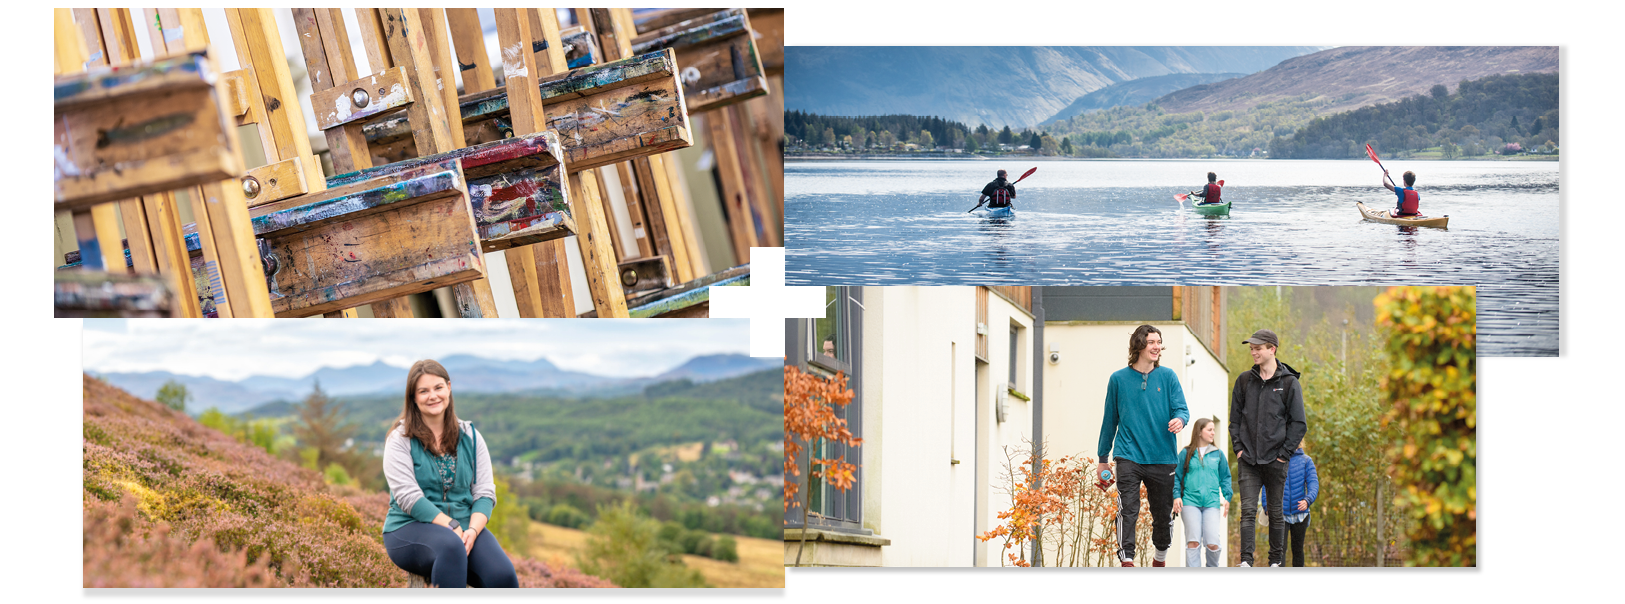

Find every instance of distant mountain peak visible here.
[787,46,1327,129]
[655,354,779,383]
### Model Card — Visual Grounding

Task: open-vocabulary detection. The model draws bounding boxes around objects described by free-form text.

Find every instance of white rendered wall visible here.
[856,287,1037,567]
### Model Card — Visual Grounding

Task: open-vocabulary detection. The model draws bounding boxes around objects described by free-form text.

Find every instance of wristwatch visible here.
[446,519,461,531]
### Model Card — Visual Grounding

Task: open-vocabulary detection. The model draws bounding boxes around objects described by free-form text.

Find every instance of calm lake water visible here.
[784,159,1560,357]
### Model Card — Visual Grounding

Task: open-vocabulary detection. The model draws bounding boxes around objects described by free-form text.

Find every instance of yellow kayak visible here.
[1356,202,1448,229]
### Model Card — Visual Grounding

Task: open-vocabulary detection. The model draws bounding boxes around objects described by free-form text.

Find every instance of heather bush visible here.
[83,375,615,588]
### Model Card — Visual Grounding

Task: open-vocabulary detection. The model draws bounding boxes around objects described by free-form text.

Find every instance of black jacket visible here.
[981,178,1015,205]
[1228,360,1307,466]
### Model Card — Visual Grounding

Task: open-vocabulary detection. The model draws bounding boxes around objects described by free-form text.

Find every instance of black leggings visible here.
[1287,518,1311,567]
[383,522,518,588]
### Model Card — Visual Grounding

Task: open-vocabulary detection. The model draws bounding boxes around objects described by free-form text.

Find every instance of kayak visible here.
[1192,200,1231,216]
[975,205,1015,219]
[1356,202,1448,229]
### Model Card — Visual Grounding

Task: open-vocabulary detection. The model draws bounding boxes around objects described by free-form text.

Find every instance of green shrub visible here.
[322,463,353,486]
[1375,286,1476,567]
[577,500,706,588]
[545,503,590,529]
[713,535,739,563]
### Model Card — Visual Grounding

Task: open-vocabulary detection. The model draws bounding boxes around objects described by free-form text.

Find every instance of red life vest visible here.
[1203,182,1222,204]
[1396,187,1420,215]
[989,186,1012,207]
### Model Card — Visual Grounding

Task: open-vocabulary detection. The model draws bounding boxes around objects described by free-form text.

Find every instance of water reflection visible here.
[786,159,1559,356]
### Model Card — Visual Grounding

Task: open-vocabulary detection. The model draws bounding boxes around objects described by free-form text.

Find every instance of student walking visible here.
[1278,442,1320,567]
[1173,417,1232,567]
[1097,325,1190,567]
[1229,329,1307,567]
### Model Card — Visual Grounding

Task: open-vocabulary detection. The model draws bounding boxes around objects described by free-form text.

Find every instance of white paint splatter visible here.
[54,145,81,181]
[502,42,529,81]
[334,94,353,122]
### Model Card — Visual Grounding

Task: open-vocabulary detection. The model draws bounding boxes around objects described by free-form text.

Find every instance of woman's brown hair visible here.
[1182,417,1216,474]
[1127,324,1162,368]
[399,359,460,455]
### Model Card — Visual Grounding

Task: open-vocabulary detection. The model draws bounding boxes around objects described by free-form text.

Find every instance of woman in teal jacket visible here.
[381,359,518,588]
[1172,417,1233,567]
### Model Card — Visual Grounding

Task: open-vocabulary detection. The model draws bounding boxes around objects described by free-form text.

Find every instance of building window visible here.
[786,287,865,533]
[1009,324,1018,389]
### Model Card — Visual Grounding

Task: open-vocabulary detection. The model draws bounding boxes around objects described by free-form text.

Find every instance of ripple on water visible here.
[786,159,1559,357]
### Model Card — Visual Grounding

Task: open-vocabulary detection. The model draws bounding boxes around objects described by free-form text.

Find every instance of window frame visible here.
[785,287,866,534]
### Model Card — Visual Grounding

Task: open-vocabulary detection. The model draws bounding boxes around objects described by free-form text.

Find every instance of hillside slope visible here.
[1155,46,1558,115]
[787,46,1325,128]
[81,375,612,588]
[1043,73,1245,124]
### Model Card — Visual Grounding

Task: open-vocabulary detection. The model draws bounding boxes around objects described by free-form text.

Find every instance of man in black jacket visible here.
[979,170,1016,208]
[1229,329,1307,567]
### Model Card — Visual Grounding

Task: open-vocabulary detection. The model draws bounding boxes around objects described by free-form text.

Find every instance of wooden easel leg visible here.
[72,206,125,273]
[568,171,630,318]
[196,182,274,318]
[504,245,546,318]
[143,193,202,318]
[450,279,499,318]
[370,297,415,318]
[534,240,577,318]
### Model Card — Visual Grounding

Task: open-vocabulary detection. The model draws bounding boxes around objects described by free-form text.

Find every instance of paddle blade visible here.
[1174,193,1188,202]
[1366,144,1382,164]
[1218,180,1225,187]
[1012,166,1038,183]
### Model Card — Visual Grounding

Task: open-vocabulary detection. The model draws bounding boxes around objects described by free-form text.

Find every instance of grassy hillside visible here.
[526,521,785,588]
[81,375,612,588]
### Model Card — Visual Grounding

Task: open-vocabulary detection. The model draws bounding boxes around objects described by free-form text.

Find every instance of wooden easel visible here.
[55,8,758,319]
[55,8,269,317]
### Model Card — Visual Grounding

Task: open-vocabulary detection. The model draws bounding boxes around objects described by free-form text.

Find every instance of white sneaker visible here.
[1239,561,1251,567]
[1269,562,1282,567]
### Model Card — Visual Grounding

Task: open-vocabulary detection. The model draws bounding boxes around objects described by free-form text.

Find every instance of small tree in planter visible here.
[784,364,861,566]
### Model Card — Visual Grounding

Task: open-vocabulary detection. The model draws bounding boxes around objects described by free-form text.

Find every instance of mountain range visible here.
[1042,72,1245,124]
[786,46,1327,128]
[93,354,781,415]
[1150,46,1559,116]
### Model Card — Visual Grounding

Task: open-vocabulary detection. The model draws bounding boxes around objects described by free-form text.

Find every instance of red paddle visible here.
[1181,180,1225,205]
[1366,144,1393,186]
[968,167,1038,212]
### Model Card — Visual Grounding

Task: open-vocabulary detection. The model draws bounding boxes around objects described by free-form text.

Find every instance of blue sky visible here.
[82,319,750,381]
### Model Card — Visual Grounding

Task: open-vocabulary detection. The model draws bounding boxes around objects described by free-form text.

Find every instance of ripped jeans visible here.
[1181,505,1223,567]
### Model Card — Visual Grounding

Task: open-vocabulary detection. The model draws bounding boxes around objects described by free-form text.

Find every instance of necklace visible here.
[432,445,457,501]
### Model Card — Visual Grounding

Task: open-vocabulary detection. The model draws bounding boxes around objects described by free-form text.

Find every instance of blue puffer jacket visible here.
[1278,448,1319,519]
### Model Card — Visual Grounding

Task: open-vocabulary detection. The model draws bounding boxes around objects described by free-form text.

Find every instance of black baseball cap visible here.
[1241,329,1279,348]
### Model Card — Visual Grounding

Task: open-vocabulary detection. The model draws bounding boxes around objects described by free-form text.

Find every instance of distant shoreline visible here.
[785,154,1559,162]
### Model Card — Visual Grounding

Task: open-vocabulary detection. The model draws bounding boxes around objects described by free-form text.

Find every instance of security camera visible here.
[1049,351,1061,364]
[1187,357,1197,366]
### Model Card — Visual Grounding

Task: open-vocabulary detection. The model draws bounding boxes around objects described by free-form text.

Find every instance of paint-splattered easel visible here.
[632,8,782,268]
[54,8,268,318]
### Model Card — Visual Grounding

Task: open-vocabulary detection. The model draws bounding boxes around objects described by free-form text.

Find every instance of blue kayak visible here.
[975,205,1015,219]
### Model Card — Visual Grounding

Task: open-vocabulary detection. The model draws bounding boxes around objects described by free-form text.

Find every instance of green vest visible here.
[382,425,494,533]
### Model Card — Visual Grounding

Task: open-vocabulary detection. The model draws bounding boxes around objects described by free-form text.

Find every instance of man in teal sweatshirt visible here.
[1097,325,1190,566]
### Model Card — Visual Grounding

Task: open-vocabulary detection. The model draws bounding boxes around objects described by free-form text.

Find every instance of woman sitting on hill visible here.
[381,359,519,588]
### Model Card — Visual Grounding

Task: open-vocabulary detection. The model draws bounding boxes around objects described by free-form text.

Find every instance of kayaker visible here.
[1193,172,1223,205]
[1382,170,1422,217]
[979,170,1016,208]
